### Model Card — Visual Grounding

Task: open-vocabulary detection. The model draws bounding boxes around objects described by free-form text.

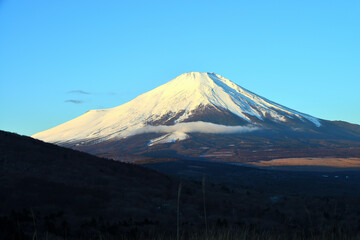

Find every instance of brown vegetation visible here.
[251,157,360,168]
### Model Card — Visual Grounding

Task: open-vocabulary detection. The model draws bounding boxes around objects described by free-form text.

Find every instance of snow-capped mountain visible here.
[33,72,320,143]
[33,72,360,162]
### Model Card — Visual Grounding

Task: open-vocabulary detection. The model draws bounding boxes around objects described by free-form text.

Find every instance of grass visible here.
[5,178,360,240]
[29,227,360,240]
[7,178,360,240]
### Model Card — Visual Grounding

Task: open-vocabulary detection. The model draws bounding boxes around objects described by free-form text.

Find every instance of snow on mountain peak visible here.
[32,72,321,144]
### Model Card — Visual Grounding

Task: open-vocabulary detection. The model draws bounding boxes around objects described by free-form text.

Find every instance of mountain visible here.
[33,72,320,142]
[33,72,360,162]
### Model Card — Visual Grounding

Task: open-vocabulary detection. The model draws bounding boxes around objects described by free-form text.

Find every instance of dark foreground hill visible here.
[1,130,360,239]
[0,130,182,238]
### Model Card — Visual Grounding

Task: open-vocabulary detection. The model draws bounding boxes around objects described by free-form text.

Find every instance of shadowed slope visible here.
[0,130,180,236]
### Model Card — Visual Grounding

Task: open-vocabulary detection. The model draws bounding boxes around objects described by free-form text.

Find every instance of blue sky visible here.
[1,0,359,136]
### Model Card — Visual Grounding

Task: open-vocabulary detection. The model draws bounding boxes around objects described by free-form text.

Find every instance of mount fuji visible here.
[33,72,360,162]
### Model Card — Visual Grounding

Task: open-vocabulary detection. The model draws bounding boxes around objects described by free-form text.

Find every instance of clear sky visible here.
[1,0,359,136]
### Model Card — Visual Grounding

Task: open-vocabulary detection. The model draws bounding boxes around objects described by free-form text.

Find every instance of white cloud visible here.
[127,121,259,136]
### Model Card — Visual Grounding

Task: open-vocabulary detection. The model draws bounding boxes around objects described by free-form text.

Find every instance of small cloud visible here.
[68,90,90,95]
[65,99,83,104]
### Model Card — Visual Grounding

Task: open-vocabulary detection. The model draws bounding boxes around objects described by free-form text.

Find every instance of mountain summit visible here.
[33,72,360,161]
